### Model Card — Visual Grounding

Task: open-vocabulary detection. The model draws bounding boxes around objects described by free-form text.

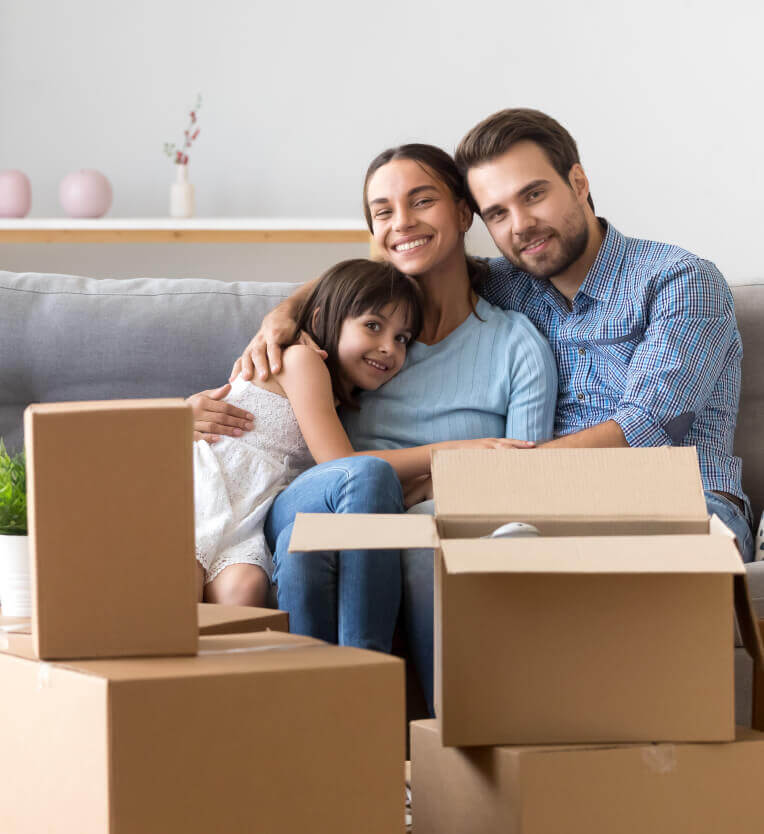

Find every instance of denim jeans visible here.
[402,491,755,719]
[704,490,754,563]
[264,456,404,652]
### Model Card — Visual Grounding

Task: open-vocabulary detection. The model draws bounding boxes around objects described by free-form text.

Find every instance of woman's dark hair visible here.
[455,108,595,213]
[362,143,489,299]
[295,258,424,409]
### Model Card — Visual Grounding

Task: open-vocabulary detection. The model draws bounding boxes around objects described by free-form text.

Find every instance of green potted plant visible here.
[0,439,30,616]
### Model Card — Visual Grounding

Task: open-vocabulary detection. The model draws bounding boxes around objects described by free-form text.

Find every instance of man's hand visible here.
[403,474,433,508]
[230,308,300,383]
[187,385,254,444]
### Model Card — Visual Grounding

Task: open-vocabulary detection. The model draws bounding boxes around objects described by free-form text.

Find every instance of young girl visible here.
[193,258,424,607]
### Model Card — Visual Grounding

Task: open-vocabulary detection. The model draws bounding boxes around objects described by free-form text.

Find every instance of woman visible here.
[190,145,557,712]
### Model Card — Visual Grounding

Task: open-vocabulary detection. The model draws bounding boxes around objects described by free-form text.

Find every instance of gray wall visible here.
[1,0,762,282]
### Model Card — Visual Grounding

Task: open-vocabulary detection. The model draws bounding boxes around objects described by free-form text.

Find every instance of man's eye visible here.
[527,190,543,201]
[488,210,506,222]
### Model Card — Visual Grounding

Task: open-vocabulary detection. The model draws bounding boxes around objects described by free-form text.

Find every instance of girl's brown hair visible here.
[362,143,489,298]
[295,258,424,409]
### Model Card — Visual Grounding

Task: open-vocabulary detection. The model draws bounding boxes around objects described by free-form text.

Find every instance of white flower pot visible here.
[0,534,31,617]
[170,164,195,218]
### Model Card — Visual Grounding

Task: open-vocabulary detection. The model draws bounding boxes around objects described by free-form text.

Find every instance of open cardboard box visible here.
[410,718,764,834]
[291,447,764,746]
[0,631,405,834]
[24,400,199,660]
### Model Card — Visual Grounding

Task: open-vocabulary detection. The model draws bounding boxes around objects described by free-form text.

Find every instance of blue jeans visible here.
[264,456,404,652]
[402,492,755,719]
[704,490,754,563]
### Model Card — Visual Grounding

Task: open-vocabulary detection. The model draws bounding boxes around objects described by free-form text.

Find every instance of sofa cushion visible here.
[731,283,764,520]
[0,270,300,453]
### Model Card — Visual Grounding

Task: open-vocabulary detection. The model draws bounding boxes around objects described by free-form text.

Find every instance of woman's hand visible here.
[437,437,536,451]
[229,308,300,383]
[187,385,254,444]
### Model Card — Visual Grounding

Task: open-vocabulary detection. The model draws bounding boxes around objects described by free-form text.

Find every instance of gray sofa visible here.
[1,269,762,724]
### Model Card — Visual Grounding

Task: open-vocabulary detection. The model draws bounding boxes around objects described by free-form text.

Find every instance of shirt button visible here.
[578,347,585,356]
[577,393,585,401]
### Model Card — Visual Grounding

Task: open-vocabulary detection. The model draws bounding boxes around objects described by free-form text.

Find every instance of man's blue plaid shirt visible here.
[482,220,750,519]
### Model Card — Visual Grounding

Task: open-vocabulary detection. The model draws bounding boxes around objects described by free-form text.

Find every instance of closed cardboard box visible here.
[411,719,764,834]
[0,631,405,834]
[24,400,198,659]
[291,448,764,745]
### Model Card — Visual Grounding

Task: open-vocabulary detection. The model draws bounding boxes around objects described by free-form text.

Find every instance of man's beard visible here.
[503,205,589,280]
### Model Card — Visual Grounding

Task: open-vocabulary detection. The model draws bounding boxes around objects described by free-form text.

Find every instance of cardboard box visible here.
[24,400,198,660]
[197,602,289,634]
[754,619,764,729]
[410,719,764,834]
[0,602,289,654]
[290,448,764,745]
[0,631,405,834]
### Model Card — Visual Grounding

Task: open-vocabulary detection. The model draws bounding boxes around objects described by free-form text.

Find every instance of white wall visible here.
[1,0,762,282]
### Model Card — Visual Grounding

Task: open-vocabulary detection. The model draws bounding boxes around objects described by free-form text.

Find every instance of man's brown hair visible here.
[454,108,595,213]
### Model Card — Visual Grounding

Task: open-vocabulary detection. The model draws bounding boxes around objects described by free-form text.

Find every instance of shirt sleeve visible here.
[612,258,740,447]
[504,314,558,442]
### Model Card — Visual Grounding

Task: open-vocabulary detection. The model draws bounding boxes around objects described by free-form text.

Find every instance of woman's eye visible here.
[374,208,391,219]
[414,198,433,208]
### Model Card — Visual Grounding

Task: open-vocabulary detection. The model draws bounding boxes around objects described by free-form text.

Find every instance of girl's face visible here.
[366,159,472,277]
[336,303,414,391]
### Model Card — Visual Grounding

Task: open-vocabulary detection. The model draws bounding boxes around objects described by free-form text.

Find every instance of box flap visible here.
[431,448,708,532]
[734,575,764,671]
[288,513,438,552]
[440,535,745,575]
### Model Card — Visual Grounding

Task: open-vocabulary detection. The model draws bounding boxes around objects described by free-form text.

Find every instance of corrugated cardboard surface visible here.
[432,447,709,536]
[755,619,764,730]
[196,602,289,634]
[411,720,764,834]
[24,400,198,659]
[436,561,736,745]
[0,633,405,834]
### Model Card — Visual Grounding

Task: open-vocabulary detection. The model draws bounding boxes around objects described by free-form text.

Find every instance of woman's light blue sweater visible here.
[342,296,557,450]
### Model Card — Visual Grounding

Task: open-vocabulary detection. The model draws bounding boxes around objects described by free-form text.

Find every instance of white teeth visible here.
[394,238,428,252]
[365,358,388,371]
[524,237,548,251]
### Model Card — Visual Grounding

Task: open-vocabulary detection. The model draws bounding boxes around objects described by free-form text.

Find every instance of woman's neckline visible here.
[412,296,486,350]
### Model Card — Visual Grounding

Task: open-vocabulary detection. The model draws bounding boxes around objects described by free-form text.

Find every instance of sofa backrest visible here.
[0,271,298,455]
[731,284,764,520]
[1,271,762,520]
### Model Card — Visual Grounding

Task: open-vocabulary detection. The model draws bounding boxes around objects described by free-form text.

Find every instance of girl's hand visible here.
[437,437,536,451]
[187,385,254,444]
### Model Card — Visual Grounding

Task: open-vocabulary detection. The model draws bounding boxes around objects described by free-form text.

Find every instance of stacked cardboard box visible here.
[0,401,405,834]
[291,447,764,832]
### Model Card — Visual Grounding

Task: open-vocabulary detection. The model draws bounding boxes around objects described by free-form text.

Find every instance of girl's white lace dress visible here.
[193,376,314,584]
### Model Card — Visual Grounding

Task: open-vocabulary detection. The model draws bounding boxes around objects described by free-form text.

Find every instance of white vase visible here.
[0,534,31,617]
[170,164,195,218]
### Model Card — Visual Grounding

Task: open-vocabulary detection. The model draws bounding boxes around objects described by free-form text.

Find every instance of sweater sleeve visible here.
[503,314,558,442]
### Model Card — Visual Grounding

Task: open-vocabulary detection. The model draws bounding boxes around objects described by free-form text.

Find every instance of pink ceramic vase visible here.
[59,169,113,218]
[0,170,32,217]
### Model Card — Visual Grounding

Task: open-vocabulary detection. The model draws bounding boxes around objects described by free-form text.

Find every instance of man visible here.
[454,108,752,560]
